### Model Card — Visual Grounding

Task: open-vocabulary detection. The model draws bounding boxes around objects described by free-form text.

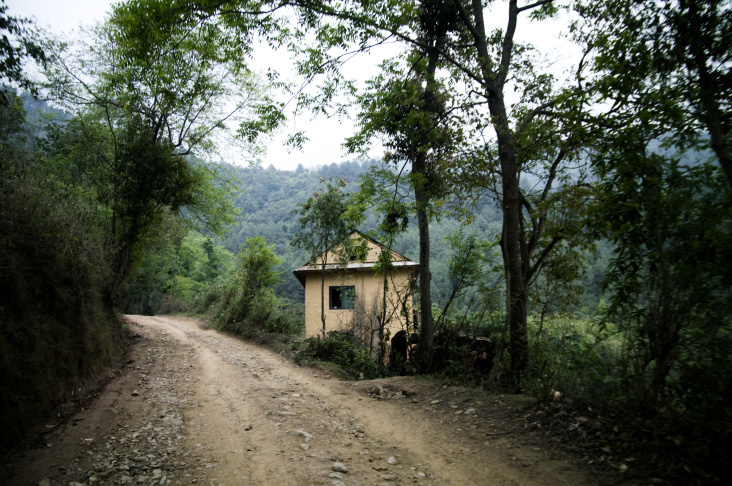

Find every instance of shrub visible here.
[297,336,382,379]
[204,237,304,338]
[525,314,621,405]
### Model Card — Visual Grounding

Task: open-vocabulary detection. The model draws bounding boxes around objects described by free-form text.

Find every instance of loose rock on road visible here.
[2,316,595,485]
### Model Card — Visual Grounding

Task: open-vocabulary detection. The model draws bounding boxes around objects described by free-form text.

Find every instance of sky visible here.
[6,0,577,172]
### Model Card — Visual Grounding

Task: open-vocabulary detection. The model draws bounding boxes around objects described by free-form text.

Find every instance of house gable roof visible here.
[292,230,419,287]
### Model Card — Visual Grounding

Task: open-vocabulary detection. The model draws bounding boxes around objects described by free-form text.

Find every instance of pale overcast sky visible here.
[6,0,577,172]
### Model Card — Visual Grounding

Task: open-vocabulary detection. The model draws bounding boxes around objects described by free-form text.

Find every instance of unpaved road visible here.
[1,316,597,485]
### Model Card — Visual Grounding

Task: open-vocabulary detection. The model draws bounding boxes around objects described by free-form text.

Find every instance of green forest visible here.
[1,0,730,482]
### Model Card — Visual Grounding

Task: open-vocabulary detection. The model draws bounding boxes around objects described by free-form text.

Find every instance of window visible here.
[329,286,355,309]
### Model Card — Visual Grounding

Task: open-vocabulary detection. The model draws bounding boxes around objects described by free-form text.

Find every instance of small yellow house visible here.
[293,231,419,348]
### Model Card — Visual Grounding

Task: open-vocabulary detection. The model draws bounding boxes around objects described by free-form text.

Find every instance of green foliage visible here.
[292,177,356,333]
[296,336,382,380]
[346,45,464,368]
[117,227,235,315]
[41,107,240,302]
[0,0,46,95]
[347,54,460,179]
[436,230,495,318]
[525,314,620,405]
[591,147,732,418]
[292,177,355,265]
[38,1,263,300]
[114,116,196,226]
[0,94,123,452]
[117,216,184,315]
[207,237,303,337]
[572,5,732,454]
[574,0,732,188]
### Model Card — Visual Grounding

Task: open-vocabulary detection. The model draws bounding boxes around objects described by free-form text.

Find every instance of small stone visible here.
[332,461,348,473]
[386,456,397,465]
[37,479,51,486]
[131,390,140,397]
[328,472,344,479]
[414,472,426,478]
[133,456,148,462]
[294,429,313,442]
[152,468,162,477]
[300,443,310,450]
[430,400,442,405]
[464,408,476,415]
[330,481,346,486]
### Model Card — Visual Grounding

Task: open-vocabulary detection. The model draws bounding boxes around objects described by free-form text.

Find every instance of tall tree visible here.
[574,0,732,188]
[346,47,461,367]
[302,0,592,385]
[574,0,732,423]
[292,178,354,336]
[40,1,282,299]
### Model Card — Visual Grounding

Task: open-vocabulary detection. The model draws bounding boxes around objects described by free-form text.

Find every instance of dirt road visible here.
[2,316,597,485]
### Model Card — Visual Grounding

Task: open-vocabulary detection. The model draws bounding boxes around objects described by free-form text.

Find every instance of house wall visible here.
[303,268,414,342]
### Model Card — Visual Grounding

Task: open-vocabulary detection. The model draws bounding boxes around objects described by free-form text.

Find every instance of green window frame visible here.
[329,285,355,309]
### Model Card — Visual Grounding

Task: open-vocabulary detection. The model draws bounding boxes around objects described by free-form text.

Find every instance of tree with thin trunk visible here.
[346,42,461,368]
[292,178,353,336]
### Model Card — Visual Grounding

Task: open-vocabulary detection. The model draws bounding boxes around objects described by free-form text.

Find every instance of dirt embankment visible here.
[1,315,598,486]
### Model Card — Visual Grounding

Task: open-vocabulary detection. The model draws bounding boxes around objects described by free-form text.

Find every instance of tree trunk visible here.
[320,263,326,337]
[681,0,732,189]
[490,88,529,391]
[412,33,446,370]
[414,151,434,369]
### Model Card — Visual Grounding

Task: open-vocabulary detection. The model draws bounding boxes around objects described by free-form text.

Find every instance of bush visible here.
[203,237,304,338]
[525,314,621,405]
[296,336,382,379]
